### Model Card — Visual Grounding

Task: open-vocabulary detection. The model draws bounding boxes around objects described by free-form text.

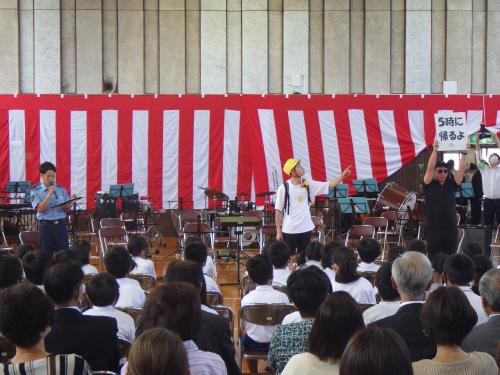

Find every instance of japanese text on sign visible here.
[434,112,467,151]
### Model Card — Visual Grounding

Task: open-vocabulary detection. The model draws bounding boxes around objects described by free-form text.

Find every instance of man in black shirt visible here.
[423,141,467,258]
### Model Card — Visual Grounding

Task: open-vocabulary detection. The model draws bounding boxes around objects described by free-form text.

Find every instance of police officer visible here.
[31,162,72,255]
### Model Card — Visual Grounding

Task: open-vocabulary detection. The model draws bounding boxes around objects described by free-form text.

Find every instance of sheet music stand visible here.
[455,182,474,198]
[353,178,378,194]
[327,183,349,200]
[338,197,370,215]
[6,181,30,204]
[325,184,349,240]
[109,183,134,199]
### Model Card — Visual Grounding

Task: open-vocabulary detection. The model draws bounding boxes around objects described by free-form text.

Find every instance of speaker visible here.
[458,225,492,256]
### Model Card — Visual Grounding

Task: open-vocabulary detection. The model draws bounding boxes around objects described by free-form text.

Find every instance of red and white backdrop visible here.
[0,94,499,210]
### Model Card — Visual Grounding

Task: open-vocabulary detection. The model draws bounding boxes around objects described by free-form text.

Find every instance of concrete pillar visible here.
[431,0,446,93]
[145,0,159,93]
[103,0,118,92]
[242,0,267,93]
[269,0,283,93]
[486,0,500,92]
[20,0,33,93]
[61,0,76,93]
[228,0,242,93]
[0,0,19,93]
[309,0,323,93]
[405,0,431,93]
[34,0,61,93]
[160,0,186,93]
[391,0,405,93]
[283,0,309,94]
[350,0,364,93]
[472,0,486,93]
[186,0,200,93]
[200,0,226,93]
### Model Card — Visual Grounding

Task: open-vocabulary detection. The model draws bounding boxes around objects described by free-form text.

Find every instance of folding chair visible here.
[128,273,156,291]
[0,336,15,363]
[213,305,235,337]
[363,216,389,256]
[241,274,257,297]
[69,211,96,243]
[120,211,147,238]
[259,224,277,252]
[98,226,128,258]
[206,290,224,306]
[456,227,465,253]
[19,231,40,247]
[345,225,376,247]
[100,217,125,229]
[0,219,14,254]
[115,307,142,325]
[118,338,131,359]
[379,211,404,247]
[311,215,326,244]
[491,224,500,268]
[358,271,377,287]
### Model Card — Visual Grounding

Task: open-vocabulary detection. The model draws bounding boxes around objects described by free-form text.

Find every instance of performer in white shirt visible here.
[275,159,350,254]
[476,134,500,225]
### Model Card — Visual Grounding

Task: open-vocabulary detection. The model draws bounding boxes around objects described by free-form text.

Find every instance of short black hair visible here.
[184,241,208,266]
[262,241,290,269]
[297,241,323,266]
[464,242,483,257]
[104,246,134,278]
[333,247,360,284]
[22,250,50,285]
[44,261,83,305]
[246,254,273,285]
[39,161,56,174]
[444,253,474,285]
[164,260,207,306]
[321,241,342,269]
[408,239,427,256]
[421,286,477,345]
[387,246,405,262]
[0,283,54,348]
[0,255,23,288]
[86,273,119,307]
[15,243,35,259]
[375,262,399,301]
[287,266,331,317]
[471,255,493,295]
[357,238,381,263]
[53,250,78,263]
[70,240,92,265]
[127,236,149,257]
[435,161,448,169]
[431,253,449,274]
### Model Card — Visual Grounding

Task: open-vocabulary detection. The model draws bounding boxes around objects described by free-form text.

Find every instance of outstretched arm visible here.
[423,141,439,185]
[329,166,352,188]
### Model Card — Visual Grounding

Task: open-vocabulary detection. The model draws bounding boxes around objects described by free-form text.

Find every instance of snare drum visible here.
[375,183,417,214]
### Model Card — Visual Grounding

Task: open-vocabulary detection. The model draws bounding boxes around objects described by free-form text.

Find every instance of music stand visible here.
[6,181,30,204]
[109,183,134,199]
[337,197,370,215]
[455,182,474,198]
[327,183,348,200]
[353,178,378,194]
[325,184,348,240]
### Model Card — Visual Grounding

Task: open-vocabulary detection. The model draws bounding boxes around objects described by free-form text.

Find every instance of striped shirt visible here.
[183,339,227,375]
[0,354,91,375]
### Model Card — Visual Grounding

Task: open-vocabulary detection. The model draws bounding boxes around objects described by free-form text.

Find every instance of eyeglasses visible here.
[435,169,448,174]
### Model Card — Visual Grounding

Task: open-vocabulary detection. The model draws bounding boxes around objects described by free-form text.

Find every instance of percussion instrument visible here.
[256,191,275,197]
[375,183,417,214]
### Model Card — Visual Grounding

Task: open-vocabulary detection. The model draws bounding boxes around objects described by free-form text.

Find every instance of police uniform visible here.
[31,184,70,255]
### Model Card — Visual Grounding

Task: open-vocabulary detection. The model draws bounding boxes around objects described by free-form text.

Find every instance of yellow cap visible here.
[283,159,300,176]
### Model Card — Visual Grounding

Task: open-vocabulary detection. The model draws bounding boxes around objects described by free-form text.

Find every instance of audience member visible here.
[22,250,50,290]
[44,261,120,372]
[262,240,291,286]
[463,242,483,258]
[331,247,376,304]
[136,283,227,375]
[443,253,488,324]
[372,251,436,361]
[363,262,400,325]
[387,245,405,262]
[296,241,323,269]
[282,292,364,375]
[413,286,497,375]
[0,254,23,289]
[320,241,341,287]
[127,327,189,375]
[471,254,493,295]
[164,260,240,375]
[53,249,78,263]
[184,239,220,293]
[184,236,216,279]
[14,243,35,260]
[127,236,156,278]
[356,238,381,272]
[463,269,500,358]
[408,238,428,256]
[70,240,97,275]
[339,326,413,375]
[0,284,92,375]
[104,246,145,309]
[84,273,136,343]
[429,252,448,292]
[268,266,330,374]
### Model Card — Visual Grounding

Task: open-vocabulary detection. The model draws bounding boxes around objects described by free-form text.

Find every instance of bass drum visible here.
[375,182,417,214]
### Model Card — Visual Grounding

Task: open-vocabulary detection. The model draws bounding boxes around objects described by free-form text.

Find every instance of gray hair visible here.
[479,268,500,311]
[392,251,432,299]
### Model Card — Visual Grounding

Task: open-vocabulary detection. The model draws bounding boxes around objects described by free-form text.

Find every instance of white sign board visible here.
[434,112,467,151]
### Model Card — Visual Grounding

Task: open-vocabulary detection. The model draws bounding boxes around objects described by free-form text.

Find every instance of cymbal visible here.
[204,189,229,201]
[256,191,276,197]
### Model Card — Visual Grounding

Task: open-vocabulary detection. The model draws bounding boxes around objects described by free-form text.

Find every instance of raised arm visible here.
[423,141,439,185]
[454,151,467,185]
[329,166,352,189]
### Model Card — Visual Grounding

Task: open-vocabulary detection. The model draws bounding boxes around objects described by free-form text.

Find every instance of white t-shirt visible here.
[84,305,136,343]
[323,267,336,289]
[362,300,401,325]
[81,264,98,275]
[357,262,380,273]
[203,256,216,279]
[275,179,330,234]
[480,166,500,199]
[282,352,340,375]
[130,256,156,278]
[204,274,220,293]
[331,277,376,304]
[457,286,488,325]
[241,285,290,343]
[115,277,146,309]
[282,310,303,325]
[272,267,291,287]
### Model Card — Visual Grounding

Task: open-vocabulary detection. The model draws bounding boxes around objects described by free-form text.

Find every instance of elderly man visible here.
[462,269,500,358]
[371,251,436,361]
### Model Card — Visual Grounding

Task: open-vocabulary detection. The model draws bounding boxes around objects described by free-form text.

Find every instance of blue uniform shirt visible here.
[31,184,70,220]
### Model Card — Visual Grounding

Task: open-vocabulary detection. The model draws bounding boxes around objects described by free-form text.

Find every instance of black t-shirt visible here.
[424,178,459,229]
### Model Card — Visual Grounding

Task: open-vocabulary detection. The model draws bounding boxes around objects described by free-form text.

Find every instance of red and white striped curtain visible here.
[0,94,499,210]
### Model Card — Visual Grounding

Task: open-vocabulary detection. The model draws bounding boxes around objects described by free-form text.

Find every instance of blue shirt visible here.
[31,184,70,220]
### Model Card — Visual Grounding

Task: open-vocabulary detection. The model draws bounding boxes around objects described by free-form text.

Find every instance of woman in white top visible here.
[282,291,365,375]
[127,236,156,278]
[331,247,376,304]
[70,240,98,275]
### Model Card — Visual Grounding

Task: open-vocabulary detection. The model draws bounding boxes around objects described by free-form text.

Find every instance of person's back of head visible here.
[321,241,342,269]
[297,241,323,266]
[53,249,78,264]
[44,261,83,306]
[128,327,189,375]
[357,238,381,263]
[247,254,273,285]
[104,246,134,278]
[184,240,208,267]
[443,253,474,286]
[472,255,493,290]
[333,247,360,284]
[0,254,23,288]
[22,250,50,285]
[464,242,483,258]
[86,273,119,307]
[387,246,405,262]
[339,326,413,375]
[421,286,477,346]
[307,291,365,362]
[287,266,331,318]
[0,283,54,349]
[431,252,448,274]
[164,259,206,305]
[137,283,201,341]
[262,240,290,269]
[408,239,428,256]
[14,243,35,260]
[392,251,432,299]
[479,268,500,313]
[70,240,92,265]
[127,236,149,257]
[375,262,399,302]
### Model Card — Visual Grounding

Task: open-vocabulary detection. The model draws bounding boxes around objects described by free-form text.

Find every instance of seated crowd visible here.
[0,234,498,375]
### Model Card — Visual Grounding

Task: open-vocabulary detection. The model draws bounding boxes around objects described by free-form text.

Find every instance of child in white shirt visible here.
[70,240,98,275]
[356,238,381,273]
[296,241,323,270]
[127,236,156,278]
[184,237,220,293]
[263,240,292,286]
